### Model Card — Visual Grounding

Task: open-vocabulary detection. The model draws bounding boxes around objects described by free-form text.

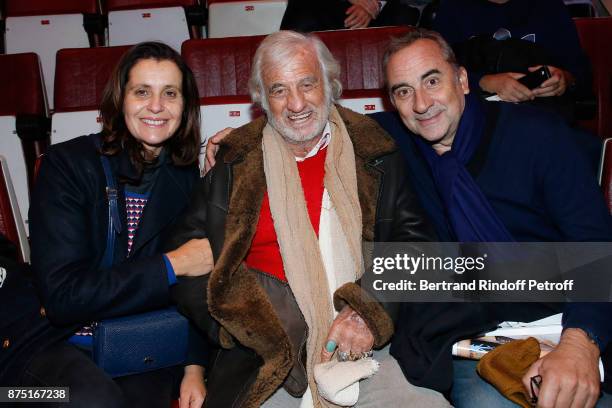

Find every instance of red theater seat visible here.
[575,17,612,139]
[183,35,264,163]
[0,53,48,235]
[4,0,104,110]
[184,35,264,166]
[0,53,46,118]
[182,35,264,99]
[106,0,204,51]
[600,138,612,212]
[54,46,131,113]
[52,46,131,145]
[317,27,411,92]
[0,157,30,263]
[317,26,412,113]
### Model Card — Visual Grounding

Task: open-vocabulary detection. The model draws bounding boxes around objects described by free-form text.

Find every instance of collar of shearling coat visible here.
[208,105,397,407]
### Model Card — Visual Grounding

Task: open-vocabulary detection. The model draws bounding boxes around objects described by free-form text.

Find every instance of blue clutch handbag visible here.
[92,307,189,378]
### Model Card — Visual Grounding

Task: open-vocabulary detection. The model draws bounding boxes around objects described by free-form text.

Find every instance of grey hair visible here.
[249,30,343,111]
[382,28,459,85]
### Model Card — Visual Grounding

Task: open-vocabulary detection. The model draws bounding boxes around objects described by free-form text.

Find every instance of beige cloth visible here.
[314,358,380,406]
[262,105,363,408]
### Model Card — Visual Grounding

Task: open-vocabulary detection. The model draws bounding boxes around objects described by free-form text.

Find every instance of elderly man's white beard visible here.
[266,98,332,144]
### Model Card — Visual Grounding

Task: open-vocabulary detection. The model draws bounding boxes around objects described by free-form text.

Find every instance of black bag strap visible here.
[89,134,122,269]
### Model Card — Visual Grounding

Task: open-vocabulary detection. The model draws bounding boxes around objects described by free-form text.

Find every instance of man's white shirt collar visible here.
[295,122,331,162]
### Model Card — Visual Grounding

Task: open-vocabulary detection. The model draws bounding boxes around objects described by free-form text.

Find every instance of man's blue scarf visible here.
[414,94,514,242]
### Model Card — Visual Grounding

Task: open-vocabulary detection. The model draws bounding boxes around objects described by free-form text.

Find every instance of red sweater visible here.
[245,148,327,281]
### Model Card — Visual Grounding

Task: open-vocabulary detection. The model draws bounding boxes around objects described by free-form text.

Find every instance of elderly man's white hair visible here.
[248,30,343,112]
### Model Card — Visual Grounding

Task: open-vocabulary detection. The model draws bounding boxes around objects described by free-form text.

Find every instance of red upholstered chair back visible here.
[0,157,29,263]
[106,0,198,11]
[0,163,20,259]
[5,0,100,16]
[183,26,412,102]
[182,35,265,101]
[316,26,412,92]
[0,53,47,230]
[0,53,46,116]
[575,17,612,139]
[600,138,612,213]
[33,154,45,185]
[54,46,131,113]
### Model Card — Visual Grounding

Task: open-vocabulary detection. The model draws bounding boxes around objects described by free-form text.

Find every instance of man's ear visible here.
[458,66,470,94]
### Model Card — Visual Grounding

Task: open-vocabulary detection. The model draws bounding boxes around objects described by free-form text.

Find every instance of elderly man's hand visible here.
[479,72,535,102]
[531,65,573,98]
[204,127,234,174]
[166,238,214,277]
[320,306,374,363]
[344,5,374,29]
[522,328,601,408]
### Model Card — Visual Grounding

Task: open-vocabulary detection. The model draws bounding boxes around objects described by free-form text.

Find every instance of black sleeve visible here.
[165,165,223,347]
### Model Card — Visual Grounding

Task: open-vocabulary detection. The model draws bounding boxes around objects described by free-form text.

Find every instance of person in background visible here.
[432,0,591,121]
[1,42,212,408]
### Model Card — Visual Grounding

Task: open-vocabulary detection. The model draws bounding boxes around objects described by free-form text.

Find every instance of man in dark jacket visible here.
[377,28,612,408]
[167,30,449,408]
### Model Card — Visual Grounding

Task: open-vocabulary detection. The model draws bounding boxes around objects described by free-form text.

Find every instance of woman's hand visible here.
[166,238,213,277]
[179,365,206,408]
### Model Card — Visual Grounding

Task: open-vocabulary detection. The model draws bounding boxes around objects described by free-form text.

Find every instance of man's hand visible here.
[179,365,206,408]
[344,5,373,29]
[166,238,213,277]
[479,72,535,102]
[531,65,573,98]
[522,328,601,408]
[204,127,234,174]
[348,0,379,18]
[320,306,374,362]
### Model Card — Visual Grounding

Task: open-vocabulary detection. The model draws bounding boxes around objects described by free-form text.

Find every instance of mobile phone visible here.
[518,66,552,89]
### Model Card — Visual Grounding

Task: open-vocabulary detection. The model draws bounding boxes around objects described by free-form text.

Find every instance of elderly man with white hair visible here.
[166,30,450,407]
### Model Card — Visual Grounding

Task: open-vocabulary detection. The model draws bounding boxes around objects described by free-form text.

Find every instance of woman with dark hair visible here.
[0,42,211,408]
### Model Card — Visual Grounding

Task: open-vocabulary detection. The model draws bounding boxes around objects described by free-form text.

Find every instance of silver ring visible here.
[337,351,350,362]
[349,350,374,360]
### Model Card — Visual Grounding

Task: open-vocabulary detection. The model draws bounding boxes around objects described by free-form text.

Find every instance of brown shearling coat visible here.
[168,105,436,407]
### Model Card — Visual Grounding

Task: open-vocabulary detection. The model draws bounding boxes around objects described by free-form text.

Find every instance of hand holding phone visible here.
[518,66,551,89]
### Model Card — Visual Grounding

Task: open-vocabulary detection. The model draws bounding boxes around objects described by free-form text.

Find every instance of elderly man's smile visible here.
[288,111,313,122]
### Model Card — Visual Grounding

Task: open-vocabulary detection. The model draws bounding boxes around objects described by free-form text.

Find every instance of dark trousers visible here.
[17,342,182,408]
[280,0,420,32]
